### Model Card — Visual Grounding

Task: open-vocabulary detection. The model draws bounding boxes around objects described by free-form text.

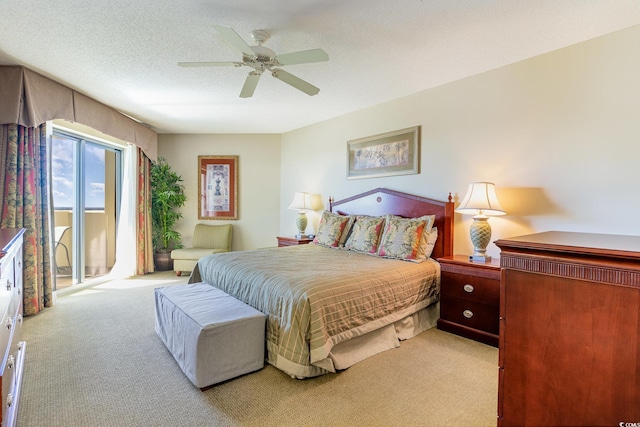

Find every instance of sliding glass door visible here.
[51,129,122,290]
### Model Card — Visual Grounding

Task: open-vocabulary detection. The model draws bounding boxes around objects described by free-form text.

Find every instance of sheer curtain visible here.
[108,144,137,279]
[0,124,53,315]
[108,145,154,278]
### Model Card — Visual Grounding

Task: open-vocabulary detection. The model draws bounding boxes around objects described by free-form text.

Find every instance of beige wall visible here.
[281,25,640,258]
[158,25,639,258]
[158,134,281,251]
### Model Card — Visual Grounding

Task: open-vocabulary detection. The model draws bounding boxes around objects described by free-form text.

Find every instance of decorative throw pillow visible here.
[313,211,351,248]
[344,215,386,254]
[418,227,438,260]
[383,214,435,233]
[383,214,436,260]
[419,214,436,235]
[338,215,356,247]
[377,217,427,261]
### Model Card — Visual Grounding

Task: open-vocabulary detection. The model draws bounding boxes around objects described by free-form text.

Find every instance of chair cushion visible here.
[171,248,227,260]
[192,224,232,251]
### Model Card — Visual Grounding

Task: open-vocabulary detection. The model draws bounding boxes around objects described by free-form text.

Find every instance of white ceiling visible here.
[1,1,639,135]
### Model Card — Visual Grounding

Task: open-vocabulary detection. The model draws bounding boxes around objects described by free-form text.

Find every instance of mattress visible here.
[190,243,440,378]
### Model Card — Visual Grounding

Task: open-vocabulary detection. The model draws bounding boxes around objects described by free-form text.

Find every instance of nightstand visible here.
[437,255,500,347]
[276,236,313,247]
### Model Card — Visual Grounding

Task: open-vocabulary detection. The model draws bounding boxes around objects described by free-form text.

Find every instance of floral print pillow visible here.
[345,215,386,254]
[377,217,428,261]
[418,227,438,260]
[383,214,436,260]
[313,211,351,248]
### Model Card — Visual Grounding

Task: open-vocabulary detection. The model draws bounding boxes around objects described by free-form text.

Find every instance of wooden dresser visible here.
[0,229,25,427]
[495,231,640,426]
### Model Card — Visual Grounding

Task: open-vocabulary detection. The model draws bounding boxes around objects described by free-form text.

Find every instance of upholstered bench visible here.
[154,283,265,388]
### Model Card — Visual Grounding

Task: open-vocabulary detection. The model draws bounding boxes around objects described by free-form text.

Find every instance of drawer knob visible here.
[6,280,11,291]
[463,309,474,319]
[463,284,474,293]
[7,355,14,370]
[6,317,13,330]
[6,393,12,408]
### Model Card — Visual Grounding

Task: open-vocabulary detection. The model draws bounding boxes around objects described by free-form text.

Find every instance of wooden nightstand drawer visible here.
[437,255,500,347]
[441,271,499,306]
[440,296,499,335]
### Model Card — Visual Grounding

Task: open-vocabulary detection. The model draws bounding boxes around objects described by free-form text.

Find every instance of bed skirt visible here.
[290,302,439,377]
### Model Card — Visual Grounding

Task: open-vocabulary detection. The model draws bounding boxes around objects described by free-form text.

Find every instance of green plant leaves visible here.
[151,157,187,251]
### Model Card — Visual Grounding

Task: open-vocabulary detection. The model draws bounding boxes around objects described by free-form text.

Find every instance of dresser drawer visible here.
[2,338,24,427]
[0,262,13,326]
[12,248,22,294]
[441,271,499,306]
[440,296,499,335]
[0,228,25,427]
[0,312,10,365]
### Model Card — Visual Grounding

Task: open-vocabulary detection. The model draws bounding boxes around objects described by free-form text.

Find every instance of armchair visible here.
[170,224,232,276]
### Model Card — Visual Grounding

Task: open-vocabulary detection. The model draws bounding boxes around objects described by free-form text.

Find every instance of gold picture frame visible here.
[347,126,420,179]
[198,155,238,220]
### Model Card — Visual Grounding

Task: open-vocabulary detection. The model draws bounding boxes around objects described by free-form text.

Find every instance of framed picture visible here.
[347,126,420,179]
[198,155,238,220]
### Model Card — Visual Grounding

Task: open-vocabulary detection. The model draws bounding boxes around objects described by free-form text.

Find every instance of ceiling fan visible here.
[178,24,329,98]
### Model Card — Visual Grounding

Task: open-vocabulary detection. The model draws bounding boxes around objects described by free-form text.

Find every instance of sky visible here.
[52,136,106,210]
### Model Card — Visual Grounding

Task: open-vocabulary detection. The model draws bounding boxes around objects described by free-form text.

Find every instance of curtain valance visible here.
[0,66,157,160]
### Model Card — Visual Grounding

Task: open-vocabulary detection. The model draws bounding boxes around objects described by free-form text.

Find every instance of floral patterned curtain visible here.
[137,147,154,274]
[0,124,53,315]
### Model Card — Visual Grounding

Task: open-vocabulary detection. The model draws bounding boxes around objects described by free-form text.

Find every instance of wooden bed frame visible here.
[329,188,454,260]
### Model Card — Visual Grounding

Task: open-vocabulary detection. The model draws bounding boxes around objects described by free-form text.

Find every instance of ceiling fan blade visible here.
[276,49,329,66]
[178,61,242,67]
[271,69,320,96]
[240,72,261,98]
[213,24,255,57]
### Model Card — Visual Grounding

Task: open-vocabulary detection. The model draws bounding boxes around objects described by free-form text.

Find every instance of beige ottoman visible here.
[154,283,265,388]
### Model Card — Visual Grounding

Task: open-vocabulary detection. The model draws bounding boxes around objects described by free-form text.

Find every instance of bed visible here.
[189,188,454,378]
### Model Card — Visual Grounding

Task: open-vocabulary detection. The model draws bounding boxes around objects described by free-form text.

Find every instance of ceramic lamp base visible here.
[295,211,308,238]
[469,215,492,260]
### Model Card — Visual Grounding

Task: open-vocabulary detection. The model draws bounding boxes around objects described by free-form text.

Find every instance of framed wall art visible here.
[347,126,420,179]
[198,155,238,220]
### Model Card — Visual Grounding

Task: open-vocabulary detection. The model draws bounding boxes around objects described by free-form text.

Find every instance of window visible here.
[51,128,122,289]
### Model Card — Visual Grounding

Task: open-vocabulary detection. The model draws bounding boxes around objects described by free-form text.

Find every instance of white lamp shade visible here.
[456,182,506,216]
[288,192,312,211]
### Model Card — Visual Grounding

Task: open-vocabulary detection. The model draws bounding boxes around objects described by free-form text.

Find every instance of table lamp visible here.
[288,192,312,239]
[456,182,506,262]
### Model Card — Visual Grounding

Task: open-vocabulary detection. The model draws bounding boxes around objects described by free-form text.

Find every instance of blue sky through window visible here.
[52,137,106,210]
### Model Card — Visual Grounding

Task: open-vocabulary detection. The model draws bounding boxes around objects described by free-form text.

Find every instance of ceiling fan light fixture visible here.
[179,24,328,98]
[250,29,270,45]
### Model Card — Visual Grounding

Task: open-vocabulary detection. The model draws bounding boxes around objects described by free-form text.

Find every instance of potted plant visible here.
[151,157,187,271]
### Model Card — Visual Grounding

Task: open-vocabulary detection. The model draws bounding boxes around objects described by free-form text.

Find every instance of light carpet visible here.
[18,271,498,427]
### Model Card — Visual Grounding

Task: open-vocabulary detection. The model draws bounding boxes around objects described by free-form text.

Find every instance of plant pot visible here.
[154,251,174,271]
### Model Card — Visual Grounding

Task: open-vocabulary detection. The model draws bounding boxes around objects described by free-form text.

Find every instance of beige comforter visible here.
[190,244,440,378]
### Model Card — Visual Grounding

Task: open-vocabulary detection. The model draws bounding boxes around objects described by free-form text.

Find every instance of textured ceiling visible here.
[1,1,639,134]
